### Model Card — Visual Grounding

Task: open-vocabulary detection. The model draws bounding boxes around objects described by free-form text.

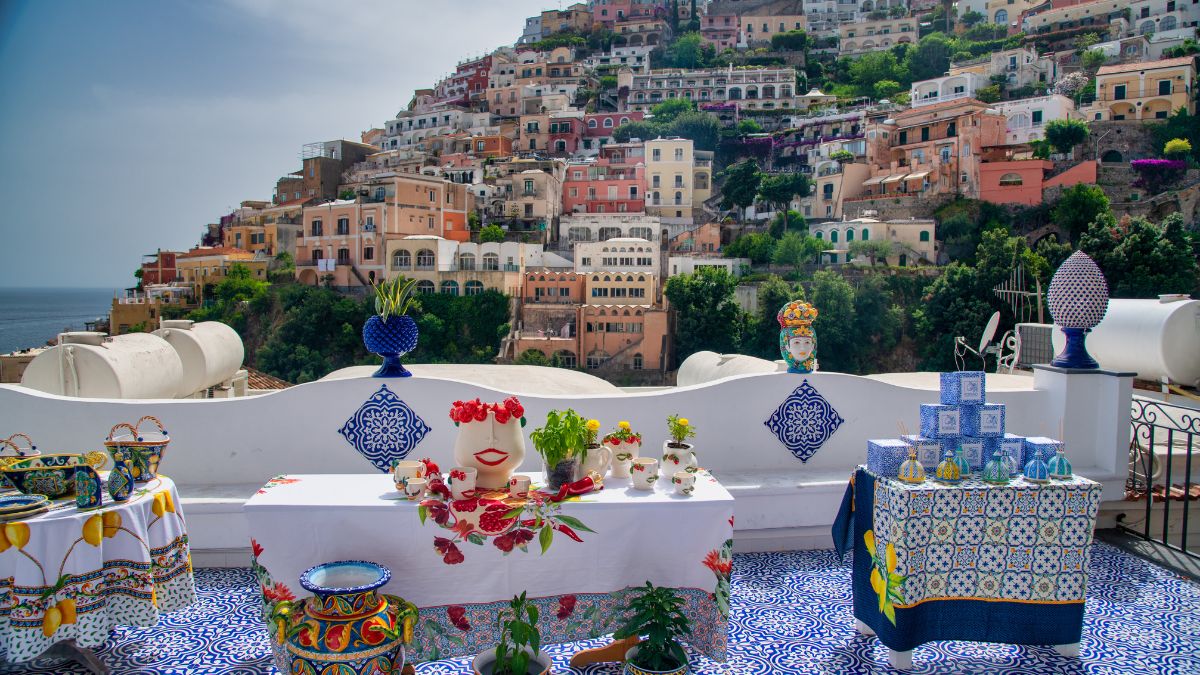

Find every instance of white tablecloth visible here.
[0,475,195,663]
[244,471,734,662]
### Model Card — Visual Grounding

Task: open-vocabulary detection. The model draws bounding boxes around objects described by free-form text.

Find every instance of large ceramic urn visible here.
[450,397,527,490]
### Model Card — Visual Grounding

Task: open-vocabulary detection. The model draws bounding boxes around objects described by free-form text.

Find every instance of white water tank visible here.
[20,332,184,399]
[153,320,244,396]
[1051,296,1200,386]
[677,351,785,387]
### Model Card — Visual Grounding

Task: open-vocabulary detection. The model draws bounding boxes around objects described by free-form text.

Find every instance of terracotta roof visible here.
[177,246,255,259]
[277,196,315,208]
[245,367,292,390]
[1097,56,1196,76]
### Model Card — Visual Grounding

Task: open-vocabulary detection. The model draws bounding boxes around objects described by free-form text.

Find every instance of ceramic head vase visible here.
[450,397,527,490]
[777,300,819,374]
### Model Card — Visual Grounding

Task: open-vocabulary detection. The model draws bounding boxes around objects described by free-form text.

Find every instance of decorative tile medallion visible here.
[764,380,844,462]
[338,384,431,473]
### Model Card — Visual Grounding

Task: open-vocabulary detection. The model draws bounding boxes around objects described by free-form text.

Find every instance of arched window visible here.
[482,253,500,270]
[919,230,930,242]
[999,173,1024,186]
[815,231,823,239]
[465,280,485,296]
[586,350,609,369]
[846,229,855,242]
[830,230,839,243]
[392,250,411,270]
[1161,15,1177,30]
[619,117,629,125]
[416,280,435,294]
[1140,20,1155,34]
[1101,149,1123,163]
[554,350,577,368]
[588,119,598,128]
[416,249,435,269]
[458,253,476,270]
[861,228,869,241]
[728,87,742,100]
[994,9,1008,24]
[440,280,459,296]
[603,118,614,128]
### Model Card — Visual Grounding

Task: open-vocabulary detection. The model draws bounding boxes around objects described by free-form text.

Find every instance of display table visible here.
[832,467,1101,669]
[0,475,195,669]
[244,471,734,665]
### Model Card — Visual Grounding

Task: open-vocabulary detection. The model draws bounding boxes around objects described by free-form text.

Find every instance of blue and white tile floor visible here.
[6,543,1198,674]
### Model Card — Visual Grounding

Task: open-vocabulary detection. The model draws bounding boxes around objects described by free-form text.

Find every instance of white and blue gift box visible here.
[940,371,987,405]
[943,438,986,471]
[867,439,910,478]
[1023,436,1063,464]
[920,404,962,438]
[961,403,1006,438]
[901,435,944,470]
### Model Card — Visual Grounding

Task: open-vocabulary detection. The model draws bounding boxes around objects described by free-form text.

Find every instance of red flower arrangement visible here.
[447,605,471,631]
[449,397,525,425]
[703,549,732,578]
[557,595,577,620]
[251,538,264,558]
[263,582,297,603]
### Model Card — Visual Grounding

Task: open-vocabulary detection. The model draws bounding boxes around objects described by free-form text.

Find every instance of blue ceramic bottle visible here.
[75,465,103,510]
[107,451,134,502]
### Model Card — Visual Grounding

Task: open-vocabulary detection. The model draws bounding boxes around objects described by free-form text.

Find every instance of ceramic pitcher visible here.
[580,443,613,478]
[660,441,698,476]
[107,450,134,502]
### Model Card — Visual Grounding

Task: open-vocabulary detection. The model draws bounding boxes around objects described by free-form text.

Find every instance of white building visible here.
[581,45,656,74]
[381,107,495,150]
[618,66,800,112]
[518,16,543,44]
[559,213,662,245]
[993,95,1078,145]
[575,238,661,276]
[949,47,1058,92]
[910,72,987,108]
[668,256,752,277]
[1129,0,1200,37]
[811,216,937,266]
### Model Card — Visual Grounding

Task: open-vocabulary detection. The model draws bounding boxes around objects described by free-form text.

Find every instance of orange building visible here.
[980,158,1098,206]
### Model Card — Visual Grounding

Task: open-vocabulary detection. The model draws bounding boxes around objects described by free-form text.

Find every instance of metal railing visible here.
[1123,397,1199,559]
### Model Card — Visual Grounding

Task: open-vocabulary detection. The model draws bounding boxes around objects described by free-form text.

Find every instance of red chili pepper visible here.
[553,522,583,542]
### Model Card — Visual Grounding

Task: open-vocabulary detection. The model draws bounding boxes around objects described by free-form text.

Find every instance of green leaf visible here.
[467,533,485,546]
[539,525,554,554]
[503,506,526,519]
[551,514,595,533]
[883,602,897,626]
[417,505,427,526]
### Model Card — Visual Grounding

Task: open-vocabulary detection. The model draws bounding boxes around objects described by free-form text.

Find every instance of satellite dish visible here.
[979,311,1001,354]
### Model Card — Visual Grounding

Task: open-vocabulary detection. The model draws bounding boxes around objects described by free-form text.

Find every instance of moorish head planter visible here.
[778,300,819,374]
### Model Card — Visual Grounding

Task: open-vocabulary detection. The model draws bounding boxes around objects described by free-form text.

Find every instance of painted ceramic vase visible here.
[660,441,698,476]
[0,433,39,490]
[898,450,925,483]
[451,399,527,491]
[104,416,170,483]
[74,464,103,510]
[934,451,962,485]
[777,300,819,374]
[108,451,134,502]
[363,315,419,378]
[982,450,1010,485]
[286,561,407,675]
[581,443,613,479]
[1023,456,1050,483]
[610,441,641,479]
[2,452,107,499]
[624,646,688,675]
[1047,448,1073,480]
[953,448,972,479]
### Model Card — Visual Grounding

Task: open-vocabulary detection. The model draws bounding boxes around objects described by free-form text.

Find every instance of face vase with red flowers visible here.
[450,397,527,490]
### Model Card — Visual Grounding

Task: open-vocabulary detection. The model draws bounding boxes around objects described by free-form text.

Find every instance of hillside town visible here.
[112,0,1200,383]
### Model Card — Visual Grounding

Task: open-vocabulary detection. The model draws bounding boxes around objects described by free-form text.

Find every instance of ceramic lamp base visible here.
[1051,327,1098,369]
[374,354,412,378]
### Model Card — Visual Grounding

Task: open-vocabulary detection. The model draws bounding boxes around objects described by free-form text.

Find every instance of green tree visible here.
[612,120,662,143]
[770,29,809,51]
[650,98,694,124]
[736,119,764,135]
[772,232,809,267]
[133,268,144,287]
[747,276,805,359]
[1052,183,1110,243]
[809,271,858,372]
[874,79,902,100]
[719,159,762,220]
[848,239,896,265]
[960,10,985,26]
[850,51,901,91]
[724,232,777,264]
[468,212,482,230]
[757,173,812,231]
[666,32,705,67]
[668,111,721,151]
[1081,48,1107,72]
[905,34,954,82]
[974,84,1001,103]
[479,224,506,243]
[515,349,551,366]
[1162,38,1200,58]
[1150,109,1200,164]
[663,267,747,363]
[768,210,807,238]
[1164,138,1192,159]
[1080,213,1200,297]
[852,274,905,372]
[1044,118,1089,156]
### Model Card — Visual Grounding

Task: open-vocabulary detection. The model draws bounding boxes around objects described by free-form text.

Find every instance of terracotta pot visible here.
[453,409,527,490]
[472,646,552,675]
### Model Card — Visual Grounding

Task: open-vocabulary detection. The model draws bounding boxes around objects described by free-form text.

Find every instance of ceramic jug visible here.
[580,443,613,478]
[660,441,698,476]
[108,450,134,502]
[75,465,103,510]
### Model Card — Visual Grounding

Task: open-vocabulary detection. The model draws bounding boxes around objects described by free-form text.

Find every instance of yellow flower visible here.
[586,419,601,432]
[886,543,897,574]
[678,418,689,427]
[618,421,631,430]
[5,523,30,550]
[863,530,876,556]
[82,515,103,547]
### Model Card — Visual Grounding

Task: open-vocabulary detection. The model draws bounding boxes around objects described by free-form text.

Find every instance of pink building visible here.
[549,113,584,156]
[563,142,647,214]
[582,112,644,153]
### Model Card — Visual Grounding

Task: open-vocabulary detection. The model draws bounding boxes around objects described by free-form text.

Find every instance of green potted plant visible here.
[613,582,693,675]
[662,414,698,475]
[530,409,590,491]
[362,277,419,377]
[472,592,551,675]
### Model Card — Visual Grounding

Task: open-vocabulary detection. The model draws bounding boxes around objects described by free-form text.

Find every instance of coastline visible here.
[0,287,114,353]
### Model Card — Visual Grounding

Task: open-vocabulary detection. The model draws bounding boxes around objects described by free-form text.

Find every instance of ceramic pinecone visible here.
[363,315,419,355]
[1047,250,1109,329]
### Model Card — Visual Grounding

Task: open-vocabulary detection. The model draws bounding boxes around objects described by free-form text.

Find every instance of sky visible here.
[0,0,551,288]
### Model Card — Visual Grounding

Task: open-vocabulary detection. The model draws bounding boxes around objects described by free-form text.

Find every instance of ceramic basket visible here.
[104,416,170,483]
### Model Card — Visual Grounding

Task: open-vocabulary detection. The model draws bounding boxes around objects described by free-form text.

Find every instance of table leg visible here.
[44,640,110,675]
[569,636,640,667]
[1053,642,1081,658]
[887,649,913,671]
[854,619,876,636]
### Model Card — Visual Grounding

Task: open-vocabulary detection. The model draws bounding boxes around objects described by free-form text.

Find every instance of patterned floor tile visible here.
[3,543,1197,675]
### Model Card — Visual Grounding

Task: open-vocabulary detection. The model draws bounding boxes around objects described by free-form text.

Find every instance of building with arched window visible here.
[617,66,801,113]
[811,216,938,266]
[575,238,661,276]
[382,236,567,298]
[1081,57,1196,122]
[839,17,917,56]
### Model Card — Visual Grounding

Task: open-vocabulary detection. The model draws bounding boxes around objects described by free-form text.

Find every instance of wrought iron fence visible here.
[1123,397,1200,559]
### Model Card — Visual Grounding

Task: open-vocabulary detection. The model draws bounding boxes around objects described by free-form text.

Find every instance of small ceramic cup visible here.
[403,477,427,500]
[508,474,531,499]
[611,445,639,479]
[631,458,659,490]
[392,460,426,490]
[447,467,477,499]
[672,471,696,497]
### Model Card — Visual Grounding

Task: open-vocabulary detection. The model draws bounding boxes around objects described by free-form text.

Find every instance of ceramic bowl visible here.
[1,452,107,499]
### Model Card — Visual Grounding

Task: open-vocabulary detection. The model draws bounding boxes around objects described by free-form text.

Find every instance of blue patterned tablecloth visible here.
[832,467,1101,652]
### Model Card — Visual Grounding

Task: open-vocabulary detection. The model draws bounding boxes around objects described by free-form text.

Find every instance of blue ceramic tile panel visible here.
[338,384,432,473]
[764,380,845,463]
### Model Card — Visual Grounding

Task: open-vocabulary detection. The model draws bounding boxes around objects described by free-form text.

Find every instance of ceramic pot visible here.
[660,442,697,476]
[107,451,134,502]
[623,646,689,675]
[581,443,613,478]
[611,441,641,479]
[543,456,581,492]
[472,646,553,675]
[286,561,406,675]
[104,416,169,483]
[363,315,419,378]
[2,452,107,499]
[0,434,39,490]
[453,409,526,490]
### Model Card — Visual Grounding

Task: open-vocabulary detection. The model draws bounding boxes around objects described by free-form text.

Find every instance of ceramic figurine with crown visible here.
[777,300,819,373]
[450,397,527,490]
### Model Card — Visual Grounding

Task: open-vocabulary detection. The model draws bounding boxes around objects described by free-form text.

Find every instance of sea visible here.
[0,287,114,353]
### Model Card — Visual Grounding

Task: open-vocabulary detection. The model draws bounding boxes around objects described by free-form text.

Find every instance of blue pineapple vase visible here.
[362,315,419,378]
[1047,448,1073,480]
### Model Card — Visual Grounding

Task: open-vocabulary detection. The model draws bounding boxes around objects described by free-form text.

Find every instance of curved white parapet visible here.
[677,351,785,387]
[154,321,244,396]
[20,332,184,399]
[1051,297,1200,386]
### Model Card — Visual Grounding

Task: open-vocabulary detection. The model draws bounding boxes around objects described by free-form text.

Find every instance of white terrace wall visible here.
[0,367,1131,564]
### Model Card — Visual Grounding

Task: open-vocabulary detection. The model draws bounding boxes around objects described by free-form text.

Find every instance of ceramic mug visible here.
[392,460,426,490]
[508,474,531,498]
[611,443,640,479]
[631,458,659,490]
[672,471,696,497]
[447,467,477,500]
[403,477,427,500]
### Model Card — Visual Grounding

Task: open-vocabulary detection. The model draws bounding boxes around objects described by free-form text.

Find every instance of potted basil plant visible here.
[472,592,551,675]
[363,277,419,377]
[614,582,693,675]
[530,409,590,491]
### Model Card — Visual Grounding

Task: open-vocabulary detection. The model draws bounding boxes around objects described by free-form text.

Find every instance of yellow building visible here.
[584,270,655,305]
[741,14,807,46]
[644,138,711,225]
[176,247,267,301]
[1083,57,1196,121]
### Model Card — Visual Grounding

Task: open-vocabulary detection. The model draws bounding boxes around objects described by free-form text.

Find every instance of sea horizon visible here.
[0,286,120,353]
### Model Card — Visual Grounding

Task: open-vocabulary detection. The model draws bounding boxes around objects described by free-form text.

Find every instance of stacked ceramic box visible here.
[867,371,1020,478]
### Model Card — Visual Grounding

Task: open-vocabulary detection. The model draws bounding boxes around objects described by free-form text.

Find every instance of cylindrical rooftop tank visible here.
[1051,296,1200,386]
[677,350,784,387]
[20,332,184,399]
[153,320,244,396]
